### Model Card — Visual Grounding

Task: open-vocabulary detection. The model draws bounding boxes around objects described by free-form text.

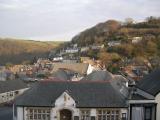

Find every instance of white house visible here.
[80,47,89,53]
[108,41,121,47]
[132,37,142,44]
[0,79,29,104]
[65,48,79,54]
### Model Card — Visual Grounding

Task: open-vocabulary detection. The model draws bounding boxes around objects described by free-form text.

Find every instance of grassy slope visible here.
[0,38,63,65]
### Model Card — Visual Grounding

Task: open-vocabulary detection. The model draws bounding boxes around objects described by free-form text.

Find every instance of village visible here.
[0,35,160,120]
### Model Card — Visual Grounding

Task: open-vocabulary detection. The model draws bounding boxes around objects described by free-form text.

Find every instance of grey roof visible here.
[52,69,78,81]
[137,69,160,96]
[15,81,128,108]
[81,71,113,81]
[131,94,149,100]
[0,79,28,93]
[52,70,70,81]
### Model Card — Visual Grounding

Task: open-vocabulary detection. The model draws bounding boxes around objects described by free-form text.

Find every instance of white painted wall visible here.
[87,64,94,75]
[55,92,76,108]
[121,108,128,119]
[155,92,160,120]
[17,107,23,120]
[90,109,96,116]
[0,88,28,104]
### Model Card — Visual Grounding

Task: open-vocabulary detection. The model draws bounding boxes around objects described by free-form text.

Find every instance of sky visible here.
[0,0,160,41]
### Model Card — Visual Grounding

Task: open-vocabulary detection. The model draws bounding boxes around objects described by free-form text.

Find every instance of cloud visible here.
[0,0,159,41]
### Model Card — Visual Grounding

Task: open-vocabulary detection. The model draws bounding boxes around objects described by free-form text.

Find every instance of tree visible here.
[124,18,134,25]
[5,62,13,69]
[98,52,121,67]
[146,41,157,56]
[106,20,121,33]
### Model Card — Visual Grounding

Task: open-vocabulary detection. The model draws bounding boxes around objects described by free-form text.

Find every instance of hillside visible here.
[0,38,63,65]
[71,16,160,72]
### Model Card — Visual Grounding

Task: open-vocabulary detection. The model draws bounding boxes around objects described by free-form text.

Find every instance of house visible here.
[53,56,63,62]
[131,37,142,44]
[50,69,84,81]
[122,65,149,81]
[80,47,89,53]
[14,80,128,120]
[0,71,7,81]
[51,63,93,76]
[134,69,160,120]
[65,48,79,54]
[0,80,29,104]
[91,44,104,50]
[9,65,23,74]
[108,41,121,47]
[0,70,15,81]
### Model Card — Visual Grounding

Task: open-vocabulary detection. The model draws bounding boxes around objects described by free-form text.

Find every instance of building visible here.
[65,48,79,54]
[51,63,93,76]
[14,69,160,120]
[91,44,104,50]
[14,80,128,120]
[0,80,29,104]
[80,47,89,53]
[108,41,121,47]
[0,71,7,81]
[0,70,15,81]
[131,37,142,44]
[134,69,160,120]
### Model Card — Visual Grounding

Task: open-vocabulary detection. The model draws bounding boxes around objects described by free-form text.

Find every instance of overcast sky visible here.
[0,0,160,41]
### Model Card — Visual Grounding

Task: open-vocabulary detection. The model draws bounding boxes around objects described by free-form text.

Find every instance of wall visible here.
[87,64,94,75]
[0,88,28,104]
[16,107,23,120]
[155,93,160,120]
[16,91,128,120]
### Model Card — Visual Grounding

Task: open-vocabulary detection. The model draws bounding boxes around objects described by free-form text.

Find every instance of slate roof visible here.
[15,81,128,108]
[51,63,89,75]
[52,70,70,81]
[137,69,160,96]
[0,79,28,94]
[81,71,113,81]
[131,94,149,100]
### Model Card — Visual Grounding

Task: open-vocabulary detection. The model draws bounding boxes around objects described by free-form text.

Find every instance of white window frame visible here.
[97,109,120,120]
[80,109,91,120]
[26,107,51,120]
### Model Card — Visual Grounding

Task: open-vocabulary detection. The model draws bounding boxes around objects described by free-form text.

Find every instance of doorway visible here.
[60,109,72,120]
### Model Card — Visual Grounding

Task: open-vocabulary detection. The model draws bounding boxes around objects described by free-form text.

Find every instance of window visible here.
[122,113,127,120]
[145,107,152,120]
[26,108,50,120]
[80,109,90,120]
[97,109,120,120]
[15,91,19,95]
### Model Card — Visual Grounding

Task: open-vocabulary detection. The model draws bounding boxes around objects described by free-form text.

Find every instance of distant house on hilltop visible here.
[131,37,142,44]
[108,41,121,47]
